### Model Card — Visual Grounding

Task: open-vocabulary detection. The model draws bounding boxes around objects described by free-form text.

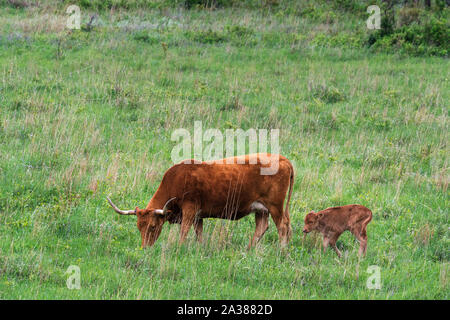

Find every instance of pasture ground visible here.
[0,2,448,299]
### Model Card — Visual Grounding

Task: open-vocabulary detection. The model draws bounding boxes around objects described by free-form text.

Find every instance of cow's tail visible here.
[283,163,294,239]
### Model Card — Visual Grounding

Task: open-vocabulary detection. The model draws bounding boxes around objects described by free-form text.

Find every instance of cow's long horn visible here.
[162,197,176,215]
[154,197,177,215]
[106,197,136,215]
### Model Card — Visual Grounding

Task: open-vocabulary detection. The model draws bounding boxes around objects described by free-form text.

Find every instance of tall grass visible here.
[0,4,448,299]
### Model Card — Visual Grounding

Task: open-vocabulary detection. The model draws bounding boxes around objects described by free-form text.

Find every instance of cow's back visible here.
[163,154,293,218]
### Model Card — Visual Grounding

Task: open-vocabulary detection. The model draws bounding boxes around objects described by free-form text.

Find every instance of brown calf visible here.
[302,204,372,257]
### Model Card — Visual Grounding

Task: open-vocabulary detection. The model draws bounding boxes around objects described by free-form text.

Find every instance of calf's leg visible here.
[322,237,330,253]
[351,223,368,257]
[356,229,368,257]
[329,233,342,258]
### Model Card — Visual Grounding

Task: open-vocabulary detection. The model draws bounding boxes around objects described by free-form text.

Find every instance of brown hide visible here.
[109,153,294,248]
[303,204,372,257]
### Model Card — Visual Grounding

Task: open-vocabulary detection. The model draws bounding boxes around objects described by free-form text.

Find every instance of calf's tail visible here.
[363,209,373,228]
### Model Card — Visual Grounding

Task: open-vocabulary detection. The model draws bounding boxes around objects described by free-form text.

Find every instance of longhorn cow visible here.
[107,153,294,248]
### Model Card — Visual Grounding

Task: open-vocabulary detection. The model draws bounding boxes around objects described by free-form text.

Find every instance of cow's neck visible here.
[145,185,169,210]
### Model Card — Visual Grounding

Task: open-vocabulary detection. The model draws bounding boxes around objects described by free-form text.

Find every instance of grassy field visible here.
[0,1,448,299]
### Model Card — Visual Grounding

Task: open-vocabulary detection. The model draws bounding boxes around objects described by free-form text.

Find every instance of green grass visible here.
[0,3,448,299]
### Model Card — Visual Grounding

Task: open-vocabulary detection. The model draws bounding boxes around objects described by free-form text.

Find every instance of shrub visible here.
[225,25,256,46]
[423,17,449,47]
[398,7,423,27]
[308,83,346,104]
[367,7,449,57]
[312,32,363,49]
[225,25,254,38]
[185,29,228,44]
[133,31,160,44]
[183,0,234,9]
[331,0,365,15]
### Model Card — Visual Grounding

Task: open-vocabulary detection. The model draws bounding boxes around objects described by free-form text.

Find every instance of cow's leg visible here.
[248,201,269,248]
[267,204,290,247]
[248,211,269,249]
[179,202,197,244]
[194,218,203,243]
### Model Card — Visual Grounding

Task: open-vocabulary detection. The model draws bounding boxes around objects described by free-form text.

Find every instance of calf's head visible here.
[107,197,176,247]
[303,211,323,234]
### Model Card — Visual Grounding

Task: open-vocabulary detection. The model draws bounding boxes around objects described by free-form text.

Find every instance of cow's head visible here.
[107,197,176,247]
[303,210,323,234]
